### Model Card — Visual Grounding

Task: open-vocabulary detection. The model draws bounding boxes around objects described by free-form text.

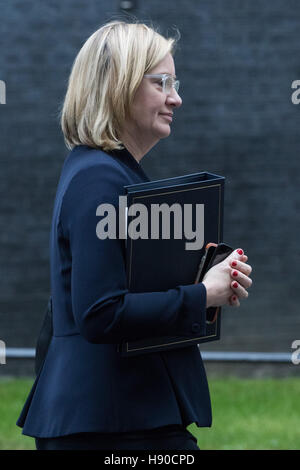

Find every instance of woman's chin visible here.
[156,124,171,139]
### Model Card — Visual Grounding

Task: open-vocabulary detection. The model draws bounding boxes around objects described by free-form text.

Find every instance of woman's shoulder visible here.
[66,145,128,178]
[58,145,129,196]
[58,146,130,220]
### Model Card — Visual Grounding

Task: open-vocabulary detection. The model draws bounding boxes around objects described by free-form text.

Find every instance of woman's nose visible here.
[167,89,182,108]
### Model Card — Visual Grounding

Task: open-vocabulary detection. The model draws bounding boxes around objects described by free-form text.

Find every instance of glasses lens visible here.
[164,76,179,94]
[174,80,180,93]
[164,76,173,93]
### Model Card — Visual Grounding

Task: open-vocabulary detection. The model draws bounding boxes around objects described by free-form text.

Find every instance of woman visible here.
[16,20,252,450]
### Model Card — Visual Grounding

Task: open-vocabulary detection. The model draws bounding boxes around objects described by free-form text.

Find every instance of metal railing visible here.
[4,348,293,363]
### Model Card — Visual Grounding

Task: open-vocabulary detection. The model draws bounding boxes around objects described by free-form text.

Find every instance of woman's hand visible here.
[201,249,252,308]
[227,253,252,307]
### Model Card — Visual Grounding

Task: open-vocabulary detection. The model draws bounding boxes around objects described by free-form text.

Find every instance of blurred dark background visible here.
[1,0,299,376]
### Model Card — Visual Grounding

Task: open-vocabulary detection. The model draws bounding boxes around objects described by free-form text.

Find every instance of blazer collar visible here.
[109,146,151,182]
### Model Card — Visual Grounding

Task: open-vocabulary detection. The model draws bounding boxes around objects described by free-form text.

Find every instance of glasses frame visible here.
[143,73,180,95]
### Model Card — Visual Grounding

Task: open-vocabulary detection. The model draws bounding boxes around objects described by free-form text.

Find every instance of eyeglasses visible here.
[143,73,180,95]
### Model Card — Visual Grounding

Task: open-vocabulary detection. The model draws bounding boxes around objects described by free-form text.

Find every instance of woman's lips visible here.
[160,113,173,122]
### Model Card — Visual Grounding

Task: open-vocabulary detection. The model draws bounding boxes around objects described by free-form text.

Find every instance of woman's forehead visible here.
[148,53,176,77]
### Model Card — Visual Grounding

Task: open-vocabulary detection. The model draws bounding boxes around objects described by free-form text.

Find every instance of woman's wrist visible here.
[201,280,213,309]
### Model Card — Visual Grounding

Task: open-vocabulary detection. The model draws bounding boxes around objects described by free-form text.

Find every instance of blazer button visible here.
[191,322,200,333]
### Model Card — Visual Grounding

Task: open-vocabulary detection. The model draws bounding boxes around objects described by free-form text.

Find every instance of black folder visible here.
[117,171,225,356]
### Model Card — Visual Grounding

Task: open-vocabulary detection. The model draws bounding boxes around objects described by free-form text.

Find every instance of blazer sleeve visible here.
[60,163,208,344]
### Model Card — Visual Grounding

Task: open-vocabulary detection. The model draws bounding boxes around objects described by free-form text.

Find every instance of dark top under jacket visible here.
[16,145,212,438]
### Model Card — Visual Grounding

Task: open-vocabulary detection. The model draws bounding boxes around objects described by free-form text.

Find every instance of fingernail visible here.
[233,282,238,288]
[232,296,237,301]
[231,261,237,267]
[237,249,243,255]
[232,271,238,277]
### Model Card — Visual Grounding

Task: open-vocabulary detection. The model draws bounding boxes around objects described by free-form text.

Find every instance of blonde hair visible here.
[59,20,179,152]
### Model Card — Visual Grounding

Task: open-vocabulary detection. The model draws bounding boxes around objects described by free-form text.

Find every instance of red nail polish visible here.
[237,249,243,255]
[231,261,237,267]
[232,271,238,277]
[232,296,237,301]
[233,282,238,288]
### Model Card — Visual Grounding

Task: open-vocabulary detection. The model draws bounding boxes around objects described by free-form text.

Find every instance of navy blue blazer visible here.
[17,145,212,438]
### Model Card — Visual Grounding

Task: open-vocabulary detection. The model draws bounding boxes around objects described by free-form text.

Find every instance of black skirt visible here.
[35,424,199,450]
